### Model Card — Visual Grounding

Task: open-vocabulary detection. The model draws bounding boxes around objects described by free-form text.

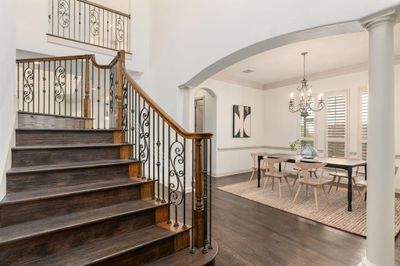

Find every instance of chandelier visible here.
[289,52,324,117]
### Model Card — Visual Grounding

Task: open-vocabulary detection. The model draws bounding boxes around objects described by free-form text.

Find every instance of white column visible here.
[361,13,396,266]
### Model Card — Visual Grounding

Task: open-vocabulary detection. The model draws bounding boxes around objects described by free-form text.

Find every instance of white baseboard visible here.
[213,169,252,178]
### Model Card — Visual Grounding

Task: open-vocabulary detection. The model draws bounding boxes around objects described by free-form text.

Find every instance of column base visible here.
[358,257,376,266]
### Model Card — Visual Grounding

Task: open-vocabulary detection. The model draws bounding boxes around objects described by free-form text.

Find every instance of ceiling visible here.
[212,24,400,90]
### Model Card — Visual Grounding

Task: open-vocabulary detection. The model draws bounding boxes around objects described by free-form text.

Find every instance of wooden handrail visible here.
[118,51,212,140]
[16,54,119,69]
[16,51,211,140]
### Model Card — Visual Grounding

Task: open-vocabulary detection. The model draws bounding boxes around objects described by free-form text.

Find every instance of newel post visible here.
[194,138,205,248]
[116,50,125,131]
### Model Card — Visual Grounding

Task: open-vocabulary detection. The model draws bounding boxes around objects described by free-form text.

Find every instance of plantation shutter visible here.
[326,94,347,157]
[360,89,368,160]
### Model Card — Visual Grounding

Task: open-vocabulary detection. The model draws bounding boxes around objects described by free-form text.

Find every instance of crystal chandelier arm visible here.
[289,102,302,113]
[309,100,325,112]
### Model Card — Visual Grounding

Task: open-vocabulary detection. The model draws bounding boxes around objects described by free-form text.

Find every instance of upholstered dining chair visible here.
[328,166,362,196]
[293,161,330,210]
[249,153,266,182]
[262,156,292,198]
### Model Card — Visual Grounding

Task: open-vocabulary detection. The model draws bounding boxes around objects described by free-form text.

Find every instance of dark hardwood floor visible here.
[211,172,400,266]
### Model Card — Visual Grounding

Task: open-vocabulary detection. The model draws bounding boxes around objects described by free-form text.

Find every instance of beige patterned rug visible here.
[218,177,400,237]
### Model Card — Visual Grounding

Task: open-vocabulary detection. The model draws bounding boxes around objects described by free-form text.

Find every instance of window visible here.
[299,101,315,145]
[326,93,347,157]
[360,88,368,160]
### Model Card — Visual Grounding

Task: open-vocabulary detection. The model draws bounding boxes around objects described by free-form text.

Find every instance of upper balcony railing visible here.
[48,0,131,53]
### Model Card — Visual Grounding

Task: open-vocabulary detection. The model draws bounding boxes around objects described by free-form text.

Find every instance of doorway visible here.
[195,97,205,132]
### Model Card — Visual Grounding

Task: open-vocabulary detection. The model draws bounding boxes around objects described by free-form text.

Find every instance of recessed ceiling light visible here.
[242,69,254,74]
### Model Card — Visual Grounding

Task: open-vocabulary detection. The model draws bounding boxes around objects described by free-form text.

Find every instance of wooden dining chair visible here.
[249,153,266,182]
[292,166,317,187]
[328,166,362,196]
[262,156,292,198]
[293,161,330,210]
[356,165,399,200]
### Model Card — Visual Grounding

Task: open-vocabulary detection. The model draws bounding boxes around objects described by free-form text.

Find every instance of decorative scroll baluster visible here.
[58,0,70,28]
[23,64,34,109]
[49,0,131,52]
[168,132,185,227]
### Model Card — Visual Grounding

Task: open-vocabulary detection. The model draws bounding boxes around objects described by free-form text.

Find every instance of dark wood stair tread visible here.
[7,159,136,175]
[27,224,180,266]
[1,178,141,205]
[0,200,165,245]
[18,111,95,120]
[12,143,130,151]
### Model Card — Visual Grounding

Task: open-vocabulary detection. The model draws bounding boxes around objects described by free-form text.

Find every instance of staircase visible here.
[4,51,215,265]
[0,112,190,265]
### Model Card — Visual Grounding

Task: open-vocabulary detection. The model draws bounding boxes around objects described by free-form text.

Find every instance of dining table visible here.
[255,153,367,212]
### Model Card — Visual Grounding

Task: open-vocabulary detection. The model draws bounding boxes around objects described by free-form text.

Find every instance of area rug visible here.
[218,177,400,237]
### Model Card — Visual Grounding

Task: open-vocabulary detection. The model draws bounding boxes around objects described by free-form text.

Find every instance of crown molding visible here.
[262,54,400,90]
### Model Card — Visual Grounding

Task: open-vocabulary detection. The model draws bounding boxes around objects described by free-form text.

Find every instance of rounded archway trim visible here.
[180,21,364,89]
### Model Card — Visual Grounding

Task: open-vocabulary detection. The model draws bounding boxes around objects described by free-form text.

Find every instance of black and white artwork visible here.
[233,105,251,138]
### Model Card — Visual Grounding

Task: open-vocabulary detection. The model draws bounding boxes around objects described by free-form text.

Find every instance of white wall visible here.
[148,0,399,123]
[0,1,16,200]
[190,79,266,177]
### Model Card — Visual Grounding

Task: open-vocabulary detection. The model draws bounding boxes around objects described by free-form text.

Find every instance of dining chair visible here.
[293,161,330,210]
[249,153,266,182]
[292,166,317,187]
[262,156,292,198]
[356,165,399,200]
[328,166,362,196]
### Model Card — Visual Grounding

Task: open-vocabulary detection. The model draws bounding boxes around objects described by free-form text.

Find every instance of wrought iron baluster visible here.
[183,138,187,228]
[69,60,72,116]
[97,66,100,129]
[190,140,195,253]
[42,61,46,113]
[22,62,34,112]
[209,138,213,249]
[167,125,171,224]
[75,59,78,116]
[80,59,83,117]
[37,62,40,114]
[54,61,66,115]
[202,139,208,253]
[156,113,161,201]
[78,1,81,41]
[91,63,94,127]
[17,63,20,110]
[162,120,165,203]
[152,108,155,198]
[48,61,51,115]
